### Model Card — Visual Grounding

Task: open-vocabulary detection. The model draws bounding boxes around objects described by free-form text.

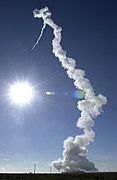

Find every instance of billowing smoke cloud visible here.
[32,7,107,172]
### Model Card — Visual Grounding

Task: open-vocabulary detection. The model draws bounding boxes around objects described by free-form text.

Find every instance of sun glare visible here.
[9,82,34,106]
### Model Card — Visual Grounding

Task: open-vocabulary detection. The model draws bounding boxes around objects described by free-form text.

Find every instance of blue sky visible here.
[0,0,117,172]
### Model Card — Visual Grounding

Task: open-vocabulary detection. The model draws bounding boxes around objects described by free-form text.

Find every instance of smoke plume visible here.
[32,7,107,172]
[32,21,46,50]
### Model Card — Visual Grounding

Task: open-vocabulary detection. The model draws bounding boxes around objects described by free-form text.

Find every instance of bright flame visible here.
[9,82,34,106]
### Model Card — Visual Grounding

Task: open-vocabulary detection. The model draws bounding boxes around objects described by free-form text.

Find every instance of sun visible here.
[9,81,34,106]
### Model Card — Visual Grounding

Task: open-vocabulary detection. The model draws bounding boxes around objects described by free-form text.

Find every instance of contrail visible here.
[32,7,107,172]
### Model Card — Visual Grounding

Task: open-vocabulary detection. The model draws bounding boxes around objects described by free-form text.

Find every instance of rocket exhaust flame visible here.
[32,7,107,172]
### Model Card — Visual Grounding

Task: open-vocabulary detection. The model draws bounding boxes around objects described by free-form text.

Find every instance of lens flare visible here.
[74,90,85,99]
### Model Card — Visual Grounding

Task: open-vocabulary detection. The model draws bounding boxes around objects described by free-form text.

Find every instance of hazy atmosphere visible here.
[0,0,117,173]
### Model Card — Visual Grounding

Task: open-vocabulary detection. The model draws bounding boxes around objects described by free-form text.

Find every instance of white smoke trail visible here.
[32,7,107,172]
[32,21,46,50]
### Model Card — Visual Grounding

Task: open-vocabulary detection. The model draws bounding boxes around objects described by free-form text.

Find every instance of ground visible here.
[0,172,117,180]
